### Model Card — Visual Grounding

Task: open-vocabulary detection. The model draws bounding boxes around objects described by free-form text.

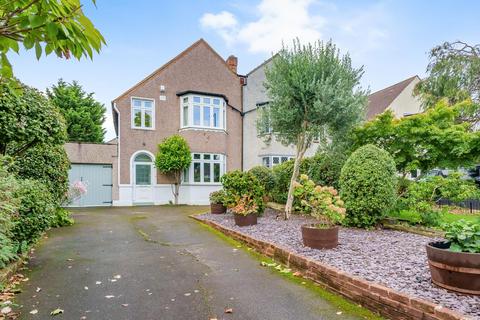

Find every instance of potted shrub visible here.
[209,190,226,214]
[231,195,259,226]
[294,174,345,249]
[426,220,480,295]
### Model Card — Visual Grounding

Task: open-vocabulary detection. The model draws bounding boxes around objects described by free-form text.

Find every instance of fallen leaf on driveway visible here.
[66,258,73,262]
[80,316,87,320]
[95,281,102,285]
[105,295,115,299]
[84,286,88,290]
[1,306,12,314]
[36,287,42,292]
[121,304,128,307]
[29,309,38,314]
[110,279,117,282]
[184,293,191,296]
[336,311,343,315]
[293,271,302,277]
[113,275,121,279]
[50,308,64,316]
[225,308,233,314]
[209,318,218,320]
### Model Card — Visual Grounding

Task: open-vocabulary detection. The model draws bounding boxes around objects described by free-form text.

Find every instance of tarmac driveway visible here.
[14,206,369,320]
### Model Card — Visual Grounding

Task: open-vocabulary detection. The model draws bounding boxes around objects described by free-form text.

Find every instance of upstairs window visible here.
[132,98,154,129]
[181,94,226,130]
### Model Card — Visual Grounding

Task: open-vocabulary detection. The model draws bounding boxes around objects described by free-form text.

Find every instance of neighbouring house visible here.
[366,75,423,120]
[110,39,243,206]
[242,57,318,170]
[64,40,425,207]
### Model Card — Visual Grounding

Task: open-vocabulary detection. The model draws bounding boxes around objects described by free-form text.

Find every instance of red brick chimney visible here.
[226,55,238,73]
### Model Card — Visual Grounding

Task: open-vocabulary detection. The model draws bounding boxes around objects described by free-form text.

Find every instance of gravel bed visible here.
[198,210,480,319]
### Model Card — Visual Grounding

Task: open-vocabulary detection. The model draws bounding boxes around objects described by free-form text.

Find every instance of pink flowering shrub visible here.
[293,174,345,227]
[64,180,88,205]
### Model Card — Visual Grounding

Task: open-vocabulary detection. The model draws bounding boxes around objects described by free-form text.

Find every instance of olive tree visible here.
[260,39,367,219]
[155,135,191,204]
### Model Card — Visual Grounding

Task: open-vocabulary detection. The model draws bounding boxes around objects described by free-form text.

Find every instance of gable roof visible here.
[246,54,278,76]
[366,76,419,119]
[112,38,238,103]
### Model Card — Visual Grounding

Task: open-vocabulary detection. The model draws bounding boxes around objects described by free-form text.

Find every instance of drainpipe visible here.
[112,102,121,204]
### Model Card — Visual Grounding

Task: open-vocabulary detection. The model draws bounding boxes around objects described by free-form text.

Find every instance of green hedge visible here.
[248,166,275,195]
[12,144,70,205]
[11,179,56,251]
[339,144,396,228]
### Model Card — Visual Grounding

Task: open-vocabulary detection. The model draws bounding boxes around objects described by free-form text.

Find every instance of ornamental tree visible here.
[155,135,191,204]
[0,79,67,156]
[414,41,480,128]
[47,79,106,142]
[352,100,480,176]
[0,0,105,79]
[260,39,367,219]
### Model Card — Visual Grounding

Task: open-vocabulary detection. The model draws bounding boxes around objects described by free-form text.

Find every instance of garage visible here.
[64,141,118,207]
[68,164,113,207]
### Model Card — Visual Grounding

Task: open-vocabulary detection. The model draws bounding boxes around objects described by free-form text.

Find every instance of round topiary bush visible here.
[339,144,396,228]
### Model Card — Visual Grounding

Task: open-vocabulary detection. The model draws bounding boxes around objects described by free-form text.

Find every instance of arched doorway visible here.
[132,151,155,204]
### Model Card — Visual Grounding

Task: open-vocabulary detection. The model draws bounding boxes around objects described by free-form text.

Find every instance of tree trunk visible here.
[284,127,309,220]
[171,171,181,205]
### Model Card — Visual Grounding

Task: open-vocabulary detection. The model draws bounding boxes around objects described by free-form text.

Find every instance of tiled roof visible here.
[367,76,419,119]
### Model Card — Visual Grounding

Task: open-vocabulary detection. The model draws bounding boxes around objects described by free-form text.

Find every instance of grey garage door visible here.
[68,164,112,207]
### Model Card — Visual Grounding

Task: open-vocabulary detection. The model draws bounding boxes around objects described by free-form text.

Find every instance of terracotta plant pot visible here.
[301,224,339,249]
[234,213,257,226]
[426,241,480,295]
[210,203,226,214]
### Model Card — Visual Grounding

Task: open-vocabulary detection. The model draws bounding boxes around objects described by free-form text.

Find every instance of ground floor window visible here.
[261,155,294,168]
[183,153,225,184]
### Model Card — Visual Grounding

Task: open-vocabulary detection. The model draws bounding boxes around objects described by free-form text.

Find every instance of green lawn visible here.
[388,209,480,226]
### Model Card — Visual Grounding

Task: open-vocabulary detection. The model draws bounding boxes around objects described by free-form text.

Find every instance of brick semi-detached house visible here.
[65,39,422,207]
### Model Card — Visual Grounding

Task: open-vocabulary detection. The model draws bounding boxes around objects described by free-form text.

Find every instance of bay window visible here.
[132,98,154,129]
[180,94,226,130]
[183,153,225,184]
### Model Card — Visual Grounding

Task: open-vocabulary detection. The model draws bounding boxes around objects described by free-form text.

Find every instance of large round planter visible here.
[234,213,257,227]
[210,203,226,214]
[426,241,480,295]
[301,225,338,249]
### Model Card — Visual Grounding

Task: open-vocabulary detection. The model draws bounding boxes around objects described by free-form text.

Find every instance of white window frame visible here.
[261,155,294,168]
[183,152,226,185]
[131,97,155,130]
[180,94,226,130]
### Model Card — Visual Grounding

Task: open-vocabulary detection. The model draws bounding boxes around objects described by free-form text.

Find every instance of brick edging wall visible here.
[191,215,470,320]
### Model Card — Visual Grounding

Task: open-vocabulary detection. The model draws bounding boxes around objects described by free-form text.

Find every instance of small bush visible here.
[248,166,275,194]
[340,144,397,228]
[271,160,295,204]
[221,170,265,214]
[11,179,55,249]
[293,174,345,227]
[443,220,480,253]
[209,190,226,205]
[50,207,74,228]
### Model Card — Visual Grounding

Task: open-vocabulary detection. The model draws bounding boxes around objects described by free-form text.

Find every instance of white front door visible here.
[133,153,154,204]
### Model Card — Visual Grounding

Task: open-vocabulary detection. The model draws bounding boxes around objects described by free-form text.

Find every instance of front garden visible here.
[201,39,480,319]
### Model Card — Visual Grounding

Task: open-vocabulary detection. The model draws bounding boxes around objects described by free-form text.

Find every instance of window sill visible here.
[179,127,226,133]
[131,126,155,131]
[181,183,222,186]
